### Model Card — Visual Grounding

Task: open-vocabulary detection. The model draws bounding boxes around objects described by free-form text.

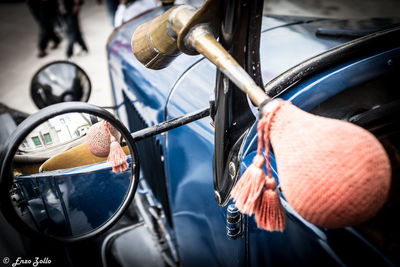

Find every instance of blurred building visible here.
[21,121,60,151]
[20,113,90,152]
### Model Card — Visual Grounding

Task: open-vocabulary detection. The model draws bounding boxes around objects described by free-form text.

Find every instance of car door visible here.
[165,58,247,266]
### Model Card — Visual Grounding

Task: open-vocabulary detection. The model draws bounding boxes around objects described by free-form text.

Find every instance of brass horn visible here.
[131,0,269,106]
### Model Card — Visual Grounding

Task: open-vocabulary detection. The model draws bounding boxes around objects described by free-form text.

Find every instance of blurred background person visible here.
[97,0,119,25]
[26,0,62,58]
[59,0,88,59]
[113,0,157,28]
[113,0,203,28]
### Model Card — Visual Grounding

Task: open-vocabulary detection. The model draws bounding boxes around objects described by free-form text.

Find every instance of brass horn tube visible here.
[131,5,195,70]
[132,5,270,106]
[185,25,270,107]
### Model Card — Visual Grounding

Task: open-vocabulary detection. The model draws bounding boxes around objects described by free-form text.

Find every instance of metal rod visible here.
[186,25,270,107]
[131,107,210,142]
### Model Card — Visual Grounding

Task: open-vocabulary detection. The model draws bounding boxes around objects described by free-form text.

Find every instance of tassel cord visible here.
[104,121,117,144]
[256,117,266,156]
[261,103,284,178]
[104,121,129,173]
[254,102,287,232]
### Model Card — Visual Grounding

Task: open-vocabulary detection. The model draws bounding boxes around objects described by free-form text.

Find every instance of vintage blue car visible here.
[0,0,399,266]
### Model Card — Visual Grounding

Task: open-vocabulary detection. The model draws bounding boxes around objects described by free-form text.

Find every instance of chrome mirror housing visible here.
[0,102,139,242]
[30,61,91,109]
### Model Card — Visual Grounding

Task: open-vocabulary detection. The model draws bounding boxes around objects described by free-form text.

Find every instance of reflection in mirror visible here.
[11,112,132,238]
[31,61,91,109]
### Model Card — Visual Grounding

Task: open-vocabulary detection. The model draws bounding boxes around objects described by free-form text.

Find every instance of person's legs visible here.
[37,4,50,57]
[49,28,61,49]
[44,16,61,49]
[38,28,48,52]
[70,14,88,53]
[47,1,61,48]
[26,1,40,22]
[104,0,119,25]
[64,14,75,58]
[77,33,88,52]
[74,15,88,51]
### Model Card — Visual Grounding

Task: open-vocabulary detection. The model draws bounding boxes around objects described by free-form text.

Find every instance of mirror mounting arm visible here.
[131,107,210,142]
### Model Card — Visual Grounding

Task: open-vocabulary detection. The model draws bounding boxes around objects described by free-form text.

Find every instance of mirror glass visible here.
[10,112,133,238]
[31,61,91,109]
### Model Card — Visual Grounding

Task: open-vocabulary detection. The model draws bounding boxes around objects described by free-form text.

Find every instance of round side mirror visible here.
[30,61,91,109]
[0,102,139,242]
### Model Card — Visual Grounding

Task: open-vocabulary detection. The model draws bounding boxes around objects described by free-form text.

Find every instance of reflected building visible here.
[20,113,90,152]
[21,121,60,151]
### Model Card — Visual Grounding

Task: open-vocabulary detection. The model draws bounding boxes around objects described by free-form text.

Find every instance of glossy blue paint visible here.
[259,20,347,84]
[165,59,245,266]
[284,47,400,110]
[16,158,132,237]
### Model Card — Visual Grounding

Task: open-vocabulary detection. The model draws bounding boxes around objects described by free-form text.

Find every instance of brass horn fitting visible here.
[131,0,270,107]
[160,0,175,4]
[131,5,195,70]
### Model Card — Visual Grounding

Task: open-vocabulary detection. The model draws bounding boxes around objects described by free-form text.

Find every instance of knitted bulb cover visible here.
[270,101,391,228]
[86,121,121,157]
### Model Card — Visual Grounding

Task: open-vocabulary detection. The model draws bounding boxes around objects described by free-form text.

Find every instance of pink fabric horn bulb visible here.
[231,100,391,231]
[86,121,129,173]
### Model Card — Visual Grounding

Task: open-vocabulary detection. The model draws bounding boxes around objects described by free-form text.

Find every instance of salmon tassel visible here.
[105,122,129,173]
[254,176,286,231]
[231,101,286,231]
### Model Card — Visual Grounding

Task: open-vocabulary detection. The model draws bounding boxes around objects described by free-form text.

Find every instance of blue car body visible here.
[104,6,400,266]
[8,6,399,267]
[15,158,132,237]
